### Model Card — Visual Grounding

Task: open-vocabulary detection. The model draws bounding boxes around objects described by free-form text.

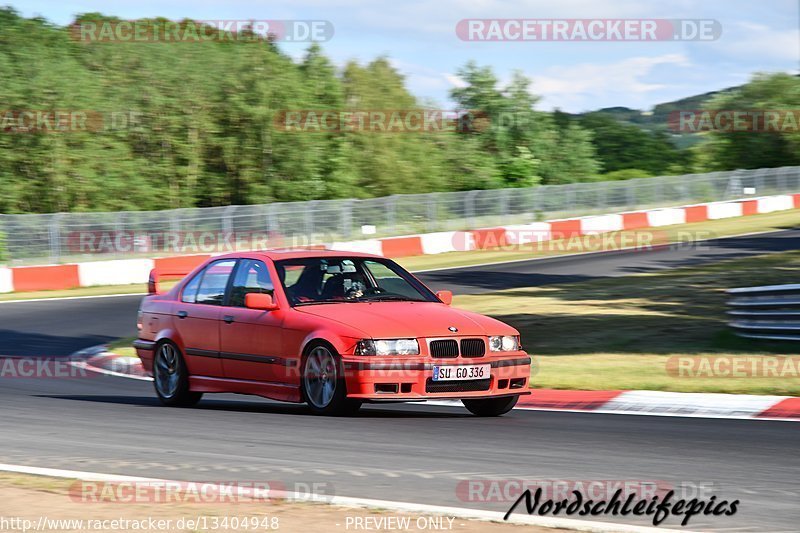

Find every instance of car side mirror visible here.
[245,293,279,311]
[436,290,453,306]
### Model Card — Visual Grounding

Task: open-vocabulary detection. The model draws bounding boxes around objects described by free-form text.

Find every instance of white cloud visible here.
[713,22,800,62]
[445,74,468,89]
[530,54,693,111]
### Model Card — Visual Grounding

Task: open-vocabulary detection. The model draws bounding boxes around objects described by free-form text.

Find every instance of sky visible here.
[10,0,800,112]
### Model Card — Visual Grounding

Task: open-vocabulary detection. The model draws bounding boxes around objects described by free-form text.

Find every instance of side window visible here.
[195,260,237,306]
[180,272,202,303]
[229,259,274,307]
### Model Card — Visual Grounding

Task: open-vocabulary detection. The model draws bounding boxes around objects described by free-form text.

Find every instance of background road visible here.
[0,228,798,531]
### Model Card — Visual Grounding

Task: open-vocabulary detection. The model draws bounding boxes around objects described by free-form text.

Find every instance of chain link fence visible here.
[2,166,799,265]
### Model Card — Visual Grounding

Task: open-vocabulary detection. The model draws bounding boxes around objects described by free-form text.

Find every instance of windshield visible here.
[274,257,438,306]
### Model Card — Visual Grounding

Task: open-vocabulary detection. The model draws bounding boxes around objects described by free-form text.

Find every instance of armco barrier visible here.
[728,284,800,341]
[4,166,799,265]
[1,193,798,293]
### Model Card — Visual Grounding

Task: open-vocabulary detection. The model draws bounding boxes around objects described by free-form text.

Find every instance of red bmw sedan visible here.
[134,250,531,416]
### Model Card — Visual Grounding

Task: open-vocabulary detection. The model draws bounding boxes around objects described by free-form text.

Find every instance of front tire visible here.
[153,341,203,407]
[302,343,361,416]
[462,395,518,417]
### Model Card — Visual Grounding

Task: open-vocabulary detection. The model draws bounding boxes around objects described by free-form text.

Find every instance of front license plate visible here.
[432,364,491,381]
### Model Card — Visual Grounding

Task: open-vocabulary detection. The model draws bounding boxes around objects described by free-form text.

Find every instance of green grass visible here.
[0,283,148,302]
[0,280,179,302]
[454,249,800,395]
[107,336,137,358]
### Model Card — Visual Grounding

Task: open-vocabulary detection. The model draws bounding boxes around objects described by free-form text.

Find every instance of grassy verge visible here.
[107,336,137,358]
[454,249,800,395]
[2,209,798,302]
[0,283,148,302]
[0,280,179,302]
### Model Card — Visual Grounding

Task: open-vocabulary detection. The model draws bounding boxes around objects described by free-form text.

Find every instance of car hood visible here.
[295,301,517,338]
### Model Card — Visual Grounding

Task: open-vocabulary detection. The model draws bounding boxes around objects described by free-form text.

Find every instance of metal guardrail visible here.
[2,165,799,265]
[727,284,800,341]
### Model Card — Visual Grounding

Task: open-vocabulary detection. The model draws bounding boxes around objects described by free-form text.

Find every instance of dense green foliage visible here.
[691,73,800,171]
[574,112,689,176]
[0,9,796,214]
[0,10,602,213]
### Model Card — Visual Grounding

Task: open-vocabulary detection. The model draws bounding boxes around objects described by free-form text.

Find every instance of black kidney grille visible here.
[460,338,485,357]
[429,339,459,358]
[426,378,491,393]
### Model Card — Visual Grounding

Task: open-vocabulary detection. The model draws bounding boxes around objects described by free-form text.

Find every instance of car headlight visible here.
[489,335,519,352]
[355,339,420,356]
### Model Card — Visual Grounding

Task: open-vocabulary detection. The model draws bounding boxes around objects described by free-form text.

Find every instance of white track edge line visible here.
[0,292,145,304]
[0,463,691,533]
[422,401,800,422]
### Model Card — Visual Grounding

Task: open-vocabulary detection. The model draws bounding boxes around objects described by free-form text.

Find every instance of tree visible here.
[692,73,800,171]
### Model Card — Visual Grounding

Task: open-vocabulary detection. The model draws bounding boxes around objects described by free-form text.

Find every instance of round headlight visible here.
[489,336,503,351]
[374,340,391,355]
[501,336,517,351]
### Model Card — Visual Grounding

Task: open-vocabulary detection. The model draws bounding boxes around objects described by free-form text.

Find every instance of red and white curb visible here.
[80,346,800,422]
[4,192,798,293]
[430,389,800,421]
[71,345,150,381]
[0,463,690,533]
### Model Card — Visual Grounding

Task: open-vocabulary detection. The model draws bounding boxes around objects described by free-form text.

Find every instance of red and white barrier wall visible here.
[2,193,799,293]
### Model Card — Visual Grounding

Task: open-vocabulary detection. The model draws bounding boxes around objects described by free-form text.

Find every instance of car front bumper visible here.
[341,354,532,400]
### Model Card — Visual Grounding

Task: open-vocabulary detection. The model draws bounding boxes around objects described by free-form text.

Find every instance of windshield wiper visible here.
[363,295,420,302]
[295,300,360,306]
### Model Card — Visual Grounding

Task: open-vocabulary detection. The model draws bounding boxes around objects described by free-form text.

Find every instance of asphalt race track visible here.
[1,228,799,531]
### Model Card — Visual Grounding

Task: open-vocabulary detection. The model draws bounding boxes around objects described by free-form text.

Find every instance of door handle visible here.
[223,315,235,324]
[177,310,188,319]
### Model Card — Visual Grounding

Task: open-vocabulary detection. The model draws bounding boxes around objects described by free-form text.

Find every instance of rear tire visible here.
[153,341,203,407]
[302,343,361,416]
[462,395,518,417]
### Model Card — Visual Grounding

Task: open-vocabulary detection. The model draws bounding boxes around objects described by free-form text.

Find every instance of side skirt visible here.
[188,376,302,403]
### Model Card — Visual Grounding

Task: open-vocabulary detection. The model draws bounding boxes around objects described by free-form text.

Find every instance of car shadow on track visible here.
[35,395,471,418]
